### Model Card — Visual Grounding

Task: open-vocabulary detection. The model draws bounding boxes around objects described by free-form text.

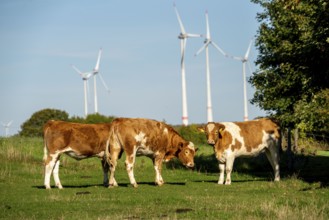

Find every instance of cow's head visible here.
[177,142,197,169]
[199,122,225,145]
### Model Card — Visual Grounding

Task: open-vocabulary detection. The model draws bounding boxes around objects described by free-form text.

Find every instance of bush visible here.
[175,124,207,146]
[69,113,115,124]
[20,109,69,137]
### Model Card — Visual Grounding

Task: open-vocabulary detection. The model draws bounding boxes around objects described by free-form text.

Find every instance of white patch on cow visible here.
[221,122,244,148]
[135,132,146,142]
[207,123,215,133]
[188,142,195,150]
[163,128,168,134]
[64,147,89,160]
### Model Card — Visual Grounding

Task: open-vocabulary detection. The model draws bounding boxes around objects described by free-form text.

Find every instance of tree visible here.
[250,0,329,130]
[20,109,69,137]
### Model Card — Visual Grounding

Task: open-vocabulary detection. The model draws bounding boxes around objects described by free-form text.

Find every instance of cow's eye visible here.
[185,150,189,155]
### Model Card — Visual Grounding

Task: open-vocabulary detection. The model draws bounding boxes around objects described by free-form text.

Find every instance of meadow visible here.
[0,137,328,220]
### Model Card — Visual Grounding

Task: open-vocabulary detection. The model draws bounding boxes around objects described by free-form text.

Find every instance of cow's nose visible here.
[186,162,194,169]
[207,140,215,145]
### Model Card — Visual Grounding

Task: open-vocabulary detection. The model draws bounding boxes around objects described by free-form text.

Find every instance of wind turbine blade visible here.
[231,55,243,61]
[98,73,110,93]
[173,3,186,34]
[247,61,254,75]
[205,10,210,39]
[186,33,202,38]
[245,39,253,59]
[211,42,228,57]
[7,121,13,127]
[94,48,102,73]
[195,43,208,56]
[71,65,83,76]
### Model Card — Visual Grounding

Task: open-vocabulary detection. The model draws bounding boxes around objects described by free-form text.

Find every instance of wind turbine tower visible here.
[174,3,202,126]
[1,121,13,137]
[92,48,110,114]
[230,39,253,121]
[195,10,228,123]
[71,65,93,117]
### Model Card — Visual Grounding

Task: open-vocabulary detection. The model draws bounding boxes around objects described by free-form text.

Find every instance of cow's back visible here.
[44,120,112,154]
[231,118,280,152]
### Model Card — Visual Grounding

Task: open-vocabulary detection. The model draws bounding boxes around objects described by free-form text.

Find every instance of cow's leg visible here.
[218,163,225,184]
[101,159,109,187]
[108,150,119,187]
[52,159,63,189]
[125,152,138,188]
[153,156,164,186]
[44,153,60,189]
[265,145,280,181]
[224,157,235,185]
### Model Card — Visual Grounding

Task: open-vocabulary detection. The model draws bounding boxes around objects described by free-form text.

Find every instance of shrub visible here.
[19,109,69,137]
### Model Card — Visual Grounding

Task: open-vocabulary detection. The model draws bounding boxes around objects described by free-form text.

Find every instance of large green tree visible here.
[250,0,329,133]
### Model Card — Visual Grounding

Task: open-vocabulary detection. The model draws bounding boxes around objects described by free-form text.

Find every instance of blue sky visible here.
[0,0,265,136]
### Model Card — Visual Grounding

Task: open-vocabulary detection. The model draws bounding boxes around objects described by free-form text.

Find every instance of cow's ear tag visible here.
[219,128,224,133]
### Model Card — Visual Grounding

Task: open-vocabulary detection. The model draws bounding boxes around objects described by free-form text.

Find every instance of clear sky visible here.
[0,0,266,136]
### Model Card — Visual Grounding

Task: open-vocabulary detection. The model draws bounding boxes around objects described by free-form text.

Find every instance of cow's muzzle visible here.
[207,140,215,145]
[185,162,195,169]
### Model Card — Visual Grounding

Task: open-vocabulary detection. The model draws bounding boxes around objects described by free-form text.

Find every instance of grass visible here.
[0,137,329,219]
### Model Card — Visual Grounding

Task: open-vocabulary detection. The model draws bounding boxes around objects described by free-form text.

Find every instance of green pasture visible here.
[1,137,329,219]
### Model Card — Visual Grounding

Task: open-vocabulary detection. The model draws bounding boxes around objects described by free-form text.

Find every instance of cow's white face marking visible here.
[188,142,195,150]
[207,123,215,133]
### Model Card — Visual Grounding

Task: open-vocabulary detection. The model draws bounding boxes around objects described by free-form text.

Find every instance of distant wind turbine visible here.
[230,39,254,121]
[1,121,13,137]
[174,3,202,126]
[71,48,110,117]
[195,10,228,123]
[91,48,110,114]
[71,64,93,117]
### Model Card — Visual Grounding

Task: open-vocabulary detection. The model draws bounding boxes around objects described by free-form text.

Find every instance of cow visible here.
[200,118,281,185]
[43,120,112,189]
[105,118,197,188]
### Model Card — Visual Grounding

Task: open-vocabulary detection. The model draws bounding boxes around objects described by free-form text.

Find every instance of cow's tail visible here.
[42,120,54,164]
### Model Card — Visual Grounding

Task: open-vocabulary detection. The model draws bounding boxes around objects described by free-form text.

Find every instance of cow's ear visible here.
[197,127,205,133]
[218,124,225,134]
[178,142,184,149]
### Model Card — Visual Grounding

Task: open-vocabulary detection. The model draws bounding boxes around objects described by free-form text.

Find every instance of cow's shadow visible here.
[185,151,329,188]
[33,181,186,189]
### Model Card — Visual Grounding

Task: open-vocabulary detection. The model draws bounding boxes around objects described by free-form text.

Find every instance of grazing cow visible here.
[200,118,280,185]
[43,120,112,189]
[106,118,197,187]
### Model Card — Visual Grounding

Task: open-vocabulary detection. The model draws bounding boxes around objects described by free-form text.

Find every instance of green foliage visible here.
[19,109,116,137]
[175,124,207,146]
[250,0,329,129]
[19,108,69,137]
[294,89,329,134]
[69,113,116,124]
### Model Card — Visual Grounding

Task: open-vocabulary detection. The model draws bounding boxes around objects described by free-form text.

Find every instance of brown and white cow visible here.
[106,118,197,187]
[43,120,112,189]
[200,118,281,185]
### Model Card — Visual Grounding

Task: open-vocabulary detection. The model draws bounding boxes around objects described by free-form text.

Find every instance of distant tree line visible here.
[19,108,115,137]
[18,108,207,146]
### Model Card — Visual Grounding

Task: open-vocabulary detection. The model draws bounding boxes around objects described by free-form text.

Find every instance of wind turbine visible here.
[230,39,253,121]
[195,10,228,123]
[71,65,93,118]
[91,48,110,114]
[174,3,202,126]
[1,121,13,137]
